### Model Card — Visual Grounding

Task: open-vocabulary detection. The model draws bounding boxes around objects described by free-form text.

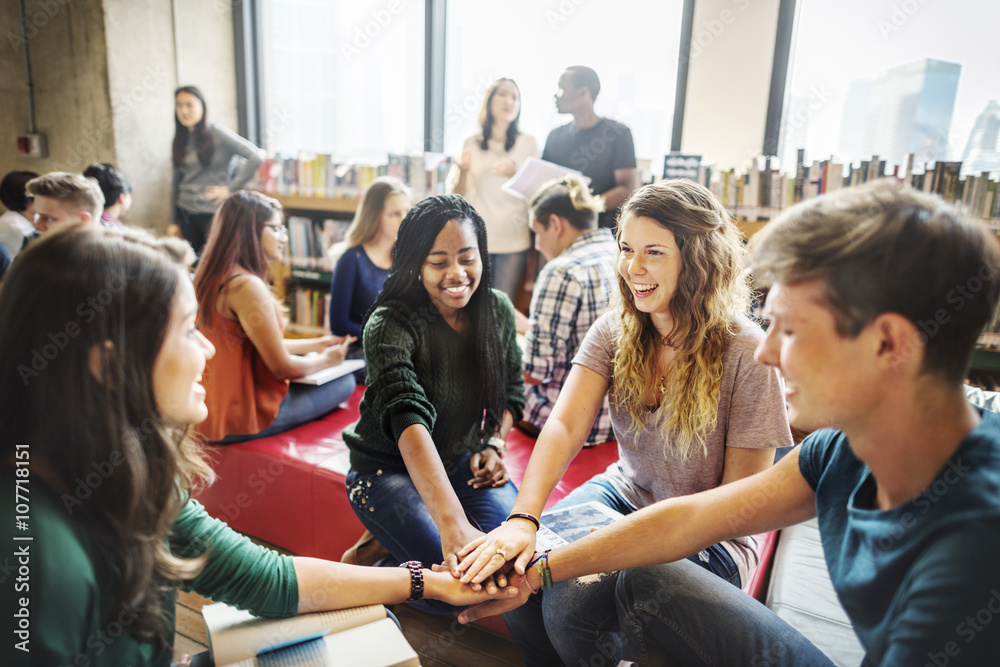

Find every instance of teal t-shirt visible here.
[1,467,298,666]
[799,409,1000,666]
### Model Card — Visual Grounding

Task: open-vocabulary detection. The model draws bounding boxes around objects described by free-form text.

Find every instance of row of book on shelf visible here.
[692,151,1000,225]
[254,152,453,199]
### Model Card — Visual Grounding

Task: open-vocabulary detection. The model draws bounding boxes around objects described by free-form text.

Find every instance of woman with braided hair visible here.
[341,194,525,613]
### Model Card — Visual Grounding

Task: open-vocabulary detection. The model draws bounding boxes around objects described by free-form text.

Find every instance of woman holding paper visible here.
[448,77,538,301]
[456,180,793,665]
[0,225,516,666]
[194,190,355,442]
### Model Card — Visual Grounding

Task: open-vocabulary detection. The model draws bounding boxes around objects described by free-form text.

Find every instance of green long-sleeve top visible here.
[345,288,525,473]
[1,467,298,666]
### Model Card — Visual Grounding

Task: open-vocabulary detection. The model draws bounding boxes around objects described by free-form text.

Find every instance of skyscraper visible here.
[847,58,961,170]
[961,99,1000,177]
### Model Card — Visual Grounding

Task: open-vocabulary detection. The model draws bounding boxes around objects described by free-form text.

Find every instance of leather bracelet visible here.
[506,511,540,531]
[398,560,424,601]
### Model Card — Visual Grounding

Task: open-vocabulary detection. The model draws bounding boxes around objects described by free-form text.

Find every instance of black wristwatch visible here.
[399,560,424,601]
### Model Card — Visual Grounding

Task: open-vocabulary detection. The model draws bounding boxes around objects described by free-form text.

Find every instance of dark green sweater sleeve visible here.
[171,498,298,618]
[494,290,526,425]
[362,304,438,443]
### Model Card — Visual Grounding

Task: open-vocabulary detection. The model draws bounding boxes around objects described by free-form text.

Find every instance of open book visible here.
[202,602,419,667]
[534,501,624,551]
[291,358,365,385]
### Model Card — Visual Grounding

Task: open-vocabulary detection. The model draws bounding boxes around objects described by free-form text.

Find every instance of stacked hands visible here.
[432,511,544,621]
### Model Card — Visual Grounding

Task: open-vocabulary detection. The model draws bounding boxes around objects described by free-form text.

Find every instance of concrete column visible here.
[680,0,781,170]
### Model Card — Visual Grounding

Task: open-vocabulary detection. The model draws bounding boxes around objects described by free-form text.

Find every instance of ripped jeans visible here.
[345,451,518,614]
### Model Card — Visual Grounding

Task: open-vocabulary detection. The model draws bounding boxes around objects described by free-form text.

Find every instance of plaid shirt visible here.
[524,228,618,444]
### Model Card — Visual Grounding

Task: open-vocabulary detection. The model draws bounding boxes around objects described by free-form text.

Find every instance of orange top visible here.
[198,272,289,441]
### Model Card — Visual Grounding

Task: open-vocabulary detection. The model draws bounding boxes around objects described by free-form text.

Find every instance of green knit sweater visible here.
[1,467,298,666]
[345,289,525,473]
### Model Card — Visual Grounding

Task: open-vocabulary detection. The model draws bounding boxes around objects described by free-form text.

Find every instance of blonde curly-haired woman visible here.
[456,179,794,665]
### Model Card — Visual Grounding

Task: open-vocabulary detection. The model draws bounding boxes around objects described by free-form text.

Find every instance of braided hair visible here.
[370,194,509,436]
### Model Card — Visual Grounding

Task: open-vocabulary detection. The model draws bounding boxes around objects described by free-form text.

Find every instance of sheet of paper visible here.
[500,157,590,202]
[291,358,366,385]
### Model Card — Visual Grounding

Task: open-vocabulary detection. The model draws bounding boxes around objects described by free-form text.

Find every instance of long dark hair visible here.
[194,190,282,327]
[478,78,521,152]
[371,194,508,435]
[172,86,214,168]
[0,225,213,653]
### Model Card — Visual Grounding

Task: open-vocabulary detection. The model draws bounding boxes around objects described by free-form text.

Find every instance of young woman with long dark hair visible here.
[194,191,355,442]
[342,194,525,613]
[448,78,538,301]
[171,85,262,255]
[0,225,515,665]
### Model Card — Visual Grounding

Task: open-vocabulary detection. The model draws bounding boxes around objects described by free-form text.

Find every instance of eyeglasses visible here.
[264,223,288,236]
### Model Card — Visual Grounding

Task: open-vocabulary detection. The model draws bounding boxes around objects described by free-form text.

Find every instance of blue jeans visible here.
[490,250,530,303]
[346,451,518,614]
[616,562,835,666]
[216,374,356,443]
[503,477,742,666]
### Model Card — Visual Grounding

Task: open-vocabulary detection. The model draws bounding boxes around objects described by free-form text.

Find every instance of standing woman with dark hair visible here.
[194,190,355,443]
[171,85,262,255]
[342,194,525,613]
[448,78,538,301]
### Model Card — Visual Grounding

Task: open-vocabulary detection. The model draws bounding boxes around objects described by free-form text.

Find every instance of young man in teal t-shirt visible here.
[459,180,1000,666]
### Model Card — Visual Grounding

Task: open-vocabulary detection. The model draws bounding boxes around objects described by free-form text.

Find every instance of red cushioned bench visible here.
[194,385,776,635]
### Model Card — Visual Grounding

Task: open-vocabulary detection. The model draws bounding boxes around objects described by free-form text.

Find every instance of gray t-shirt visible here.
[573,312,793,581]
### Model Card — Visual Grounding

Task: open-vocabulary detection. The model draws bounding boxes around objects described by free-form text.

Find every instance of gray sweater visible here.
[172,124,262,215]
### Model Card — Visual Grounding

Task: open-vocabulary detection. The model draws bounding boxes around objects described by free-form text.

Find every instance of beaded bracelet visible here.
[505,511,541,531]
[398,560,424,601]
[536,550,553,590]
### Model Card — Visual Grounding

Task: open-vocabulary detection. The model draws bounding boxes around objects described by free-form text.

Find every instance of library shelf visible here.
[273,194,360,214]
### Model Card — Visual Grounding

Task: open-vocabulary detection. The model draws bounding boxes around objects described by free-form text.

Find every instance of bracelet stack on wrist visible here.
[485,436,507,458]
[398,560,424,601]
[505,511,540,530]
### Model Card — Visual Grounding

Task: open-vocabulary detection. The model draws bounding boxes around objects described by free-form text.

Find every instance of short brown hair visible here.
[750,179,1000,382]
[26,172,104,222]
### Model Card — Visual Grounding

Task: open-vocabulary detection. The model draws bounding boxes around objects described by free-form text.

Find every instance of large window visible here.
[779,0,1000,176]
[261,0,425,160]
[257,1,685,171]
[444,0,684,178]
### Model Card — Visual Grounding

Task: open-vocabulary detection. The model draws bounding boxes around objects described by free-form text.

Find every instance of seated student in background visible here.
[0,170,38,258]
[517,175,617,444]
[22,172,104,248]
[84,162,133,228]
[458,180,792,665]
[543,66,639,230]
[0,226,515,666]
[459,181,1000,666]
[328,176,411,381]
[448,78,539,302]
[194,191,355,443]
[342,195,525,613]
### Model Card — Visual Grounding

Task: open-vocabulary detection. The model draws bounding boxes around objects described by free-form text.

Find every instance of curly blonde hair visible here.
[611,179,751,460]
